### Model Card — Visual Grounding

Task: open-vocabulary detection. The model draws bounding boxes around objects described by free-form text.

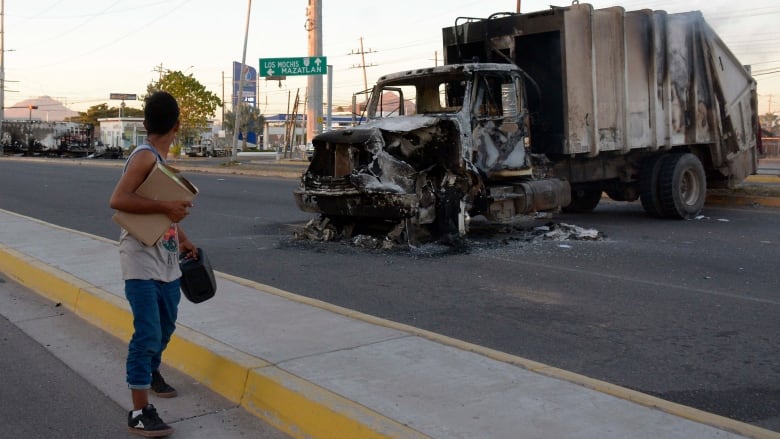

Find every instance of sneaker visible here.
[127,404,174,437]
[151,370,178,398]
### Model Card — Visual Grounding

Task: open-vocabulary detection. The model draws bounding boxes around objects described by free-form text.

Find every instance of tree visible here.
[146,70,221,151]
[759,112,779,136]
[66,103,143,125]
[223,103,265,150]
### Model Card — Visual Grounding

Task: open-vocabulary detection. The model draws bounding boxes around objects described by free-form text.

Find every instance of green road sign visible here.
[259,57,327,77]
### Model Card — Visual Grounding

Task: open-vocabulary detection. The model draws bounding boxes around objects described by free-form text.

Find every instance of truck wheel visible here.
[658,153,706,219]
[563,184,602,213]
[639,155,665,217]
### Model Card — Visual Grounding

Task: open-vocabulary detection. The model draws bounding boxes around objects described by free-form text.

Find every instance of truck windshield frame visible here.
[368,72,470,119]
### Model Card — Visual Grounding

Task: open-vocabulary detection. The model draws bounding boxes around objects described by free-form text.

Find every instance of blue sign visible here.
[232,61,257,108]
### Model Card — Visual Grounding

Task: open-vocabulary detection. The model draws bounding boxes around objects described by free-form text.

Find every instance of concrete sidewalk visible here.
[0,208,777,439]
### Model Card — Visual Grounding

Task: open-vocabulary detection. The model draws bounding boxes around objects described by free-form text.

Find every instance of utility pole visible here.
[153,63,165,82]
[516,0,522,13]
[305,0,323,144]
[350,37,376,92]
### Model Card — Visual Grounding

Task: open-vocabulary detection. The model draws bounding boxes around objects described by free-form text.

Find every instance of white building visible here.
[98,117,216,151]
[97,117,146,150]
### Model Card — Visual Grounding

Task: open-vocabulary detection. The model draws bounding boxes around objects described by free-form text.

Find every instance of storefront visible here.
[97,117,146,150]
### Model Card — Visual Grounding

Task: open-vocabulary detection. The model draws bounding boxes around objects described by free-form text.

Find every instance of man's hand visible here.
[179,237,197,260]
[165,200,193,223]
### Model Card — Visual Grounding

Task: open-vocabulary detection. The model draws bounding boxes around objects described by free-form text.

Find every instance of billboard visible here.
[232,61,257,109]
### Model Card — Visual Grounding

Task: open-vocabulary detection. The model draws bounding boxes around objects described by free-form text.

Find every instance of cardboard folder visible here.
[112,163,199,246]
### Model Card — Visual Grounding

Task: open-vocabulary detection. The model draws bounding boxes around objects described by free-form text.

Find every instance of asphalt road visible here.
[0,279,130,439]
[1,158,778,432]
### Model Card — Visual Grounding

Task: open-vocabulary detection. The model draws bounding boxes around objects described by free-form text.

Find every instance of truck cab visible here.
[293,63,570,243]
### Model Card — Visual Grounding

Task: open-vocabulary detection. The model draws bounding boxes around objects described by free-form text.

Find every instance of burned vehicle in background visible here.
[294,3,758,244]
[2,120,95,157]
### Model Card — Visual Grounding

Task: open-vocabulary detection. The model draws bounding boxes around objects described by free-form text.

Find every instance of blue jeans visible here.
[124,279,181,389]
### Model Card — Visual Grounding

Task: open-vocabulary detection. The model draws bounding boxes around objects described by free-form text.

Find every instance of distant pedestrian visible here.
[109,90,197,437]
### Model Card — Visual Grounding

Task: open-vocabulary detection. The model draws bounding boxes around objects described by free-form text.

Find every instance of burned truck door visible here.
[470,71,532,178]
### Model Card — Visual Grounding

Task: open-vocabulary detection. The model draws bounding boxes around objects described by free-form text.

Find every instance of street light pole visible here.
[231,0,252,162]
[1,0,5,136]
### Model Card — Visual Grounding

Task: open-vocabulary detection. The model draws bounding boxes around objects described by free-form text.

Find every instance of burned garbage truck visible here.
[294,3,758,243]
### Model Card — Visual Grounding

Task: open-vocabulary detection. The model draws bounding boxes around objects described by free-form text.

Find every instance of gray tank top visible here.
[118,145,181,282]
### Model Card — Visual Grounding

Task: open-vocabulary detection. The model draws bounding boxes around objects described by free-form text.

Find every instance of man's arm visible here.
[109,150,191,223]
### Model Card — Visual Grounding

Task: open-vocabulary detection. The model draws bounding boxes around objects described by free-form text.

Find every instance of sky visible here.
[3,0,779,120]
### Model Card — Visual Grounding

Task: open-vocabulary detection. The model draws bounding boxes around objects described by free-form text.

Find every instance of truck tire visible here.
[658,153,706,219]
[639,155,665,217]
[563,184,602,213]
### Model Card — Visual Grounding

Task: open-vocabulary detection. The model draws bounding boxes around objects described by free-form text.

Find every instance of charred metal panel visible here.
[293,189,419,219]
[625,10,654,150]
[665,13,692,147]
[652,11,670,150]
[560,5,594,155]
[699,17,758,179]
[689,18,713,146]
[592,7,627,154]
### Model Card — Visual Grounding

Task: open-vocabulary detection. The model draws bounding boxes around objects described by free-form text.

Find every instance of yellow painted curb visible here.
[74,286,135,341]
[0,246,86,307]
[165,326,268,403]
[745,175,780,183]
[243,367,429,439]
[706,194,780,208]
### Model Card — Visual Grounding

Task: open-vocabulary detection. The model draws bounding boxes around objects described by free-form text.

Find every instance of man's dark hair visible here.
[144,91,180,135]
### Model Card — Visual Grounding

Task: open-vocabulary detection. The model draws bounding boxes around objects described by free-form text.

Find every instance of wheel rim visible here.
[679,168,701,206]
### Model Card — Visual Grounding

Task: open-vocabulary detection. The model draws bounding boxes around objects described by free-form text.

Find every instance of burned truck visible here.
[2,120,95,157]
[294,3,758,243]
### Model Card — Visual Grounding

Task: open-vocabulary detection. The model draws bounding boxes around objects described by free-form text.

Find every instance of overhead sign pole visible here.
[306,0,323,146]
[109,93,137,118]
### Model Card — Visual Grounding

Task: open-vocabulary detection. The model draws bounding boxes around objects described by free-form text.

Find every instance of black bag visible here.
[179,248,216,303]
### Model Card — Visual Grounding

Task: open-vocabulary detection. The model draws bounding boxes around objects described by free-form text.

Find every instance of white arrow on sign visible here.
[315,58,322,66]
[267,68,275,76]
